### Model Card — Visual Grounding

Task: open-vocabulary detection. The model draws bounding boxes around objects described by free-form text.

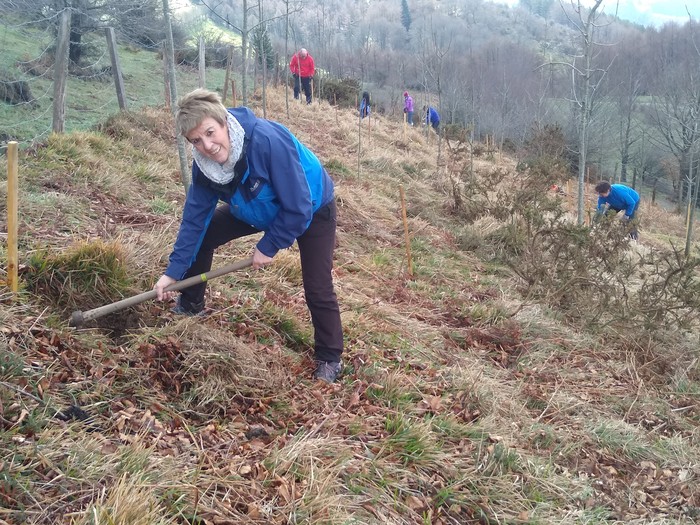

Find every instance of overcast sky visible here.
[493,0,696,27]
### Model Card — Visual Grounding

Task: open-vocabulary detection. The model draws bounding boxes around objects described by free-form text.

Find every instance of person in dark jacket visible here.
[154,88,343,383]
[594,180,640,240]
[424,106,440,131]
[359,91,371,119]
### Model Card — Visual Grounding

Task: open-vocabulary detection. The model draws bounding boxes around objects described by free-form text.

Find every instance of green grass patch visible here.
[149,197,177,215]
[324,158,352,177]
[381,414,441,466]
[479,442,522,476]
[257,302,313,351]
[0,20,229,145]
[591,421,655,462]
[426,414,475,441]
[363,369,422,410]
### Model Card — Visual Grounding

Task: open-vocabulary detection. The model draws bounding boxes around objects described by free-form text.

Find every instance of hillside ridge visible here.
[0,85,699,523]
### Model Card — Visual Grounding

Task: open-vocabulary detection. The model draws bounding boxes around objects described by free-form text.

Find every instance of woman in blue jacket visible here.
[154,89,343,383]
[594,181,640,240]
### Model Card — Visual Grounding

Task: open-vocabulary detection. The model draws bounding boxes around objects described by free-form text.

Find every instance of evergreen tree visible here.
[401,0,412,32]
[252,24,275,71]
[519,0,554,18]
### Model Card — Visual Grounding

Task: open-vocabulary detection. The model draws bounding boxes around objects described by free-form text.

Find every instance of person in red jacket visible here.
[289,48,315,104]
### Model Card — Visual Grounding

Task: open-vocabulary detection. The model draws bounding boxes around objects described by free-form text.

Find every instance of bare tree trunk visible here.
[685,8,700,255]
[162,0,190,192]
[685,145,698,256]
[284,0,290,118]
[162,42,170,109]
[569,0,606,224]
[241,0,249,106]
[259,0,267,118]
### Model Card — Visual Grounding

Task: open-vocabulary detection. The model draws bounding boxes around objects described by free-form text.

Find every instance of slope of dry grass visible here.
[0,86,699,524]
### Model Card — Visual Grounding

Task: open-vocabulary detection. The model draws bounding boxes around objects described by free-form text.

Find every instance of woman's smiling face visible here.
[186,117,230,164]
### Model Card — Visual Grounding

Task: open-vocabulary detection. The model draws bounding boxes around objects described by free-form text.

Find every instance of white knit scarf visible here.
[192,113,245,184]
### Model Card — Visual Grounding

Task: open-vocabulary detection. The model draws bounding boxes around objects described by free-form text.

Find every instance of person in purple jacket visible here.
[403,91,414,125]
[153,89,344,383]
[594,181,640,240]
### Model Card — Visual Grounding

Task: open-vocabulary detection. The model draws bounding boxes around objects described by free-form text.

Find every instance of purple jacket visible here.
[404,95,414,112]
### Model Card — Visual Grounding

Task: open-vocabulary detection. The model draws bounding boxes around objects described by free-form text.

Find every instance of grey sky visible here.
[494,0,696,27]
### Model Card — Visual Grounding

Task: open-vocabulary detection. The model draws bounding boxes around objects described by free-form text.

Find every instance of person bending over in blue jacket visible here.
[594,181,640,240]
[424,106,440,131]
[154,88,344,383]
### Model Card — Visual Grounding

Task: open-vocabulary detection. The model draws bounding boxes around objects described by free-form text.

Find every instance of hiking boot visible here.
[313,360,342,383]
[170,298,206,317]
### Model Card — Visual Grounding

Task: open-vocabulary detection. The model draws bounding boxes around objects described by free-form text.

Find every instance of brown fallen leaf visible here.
[406,494,426,511]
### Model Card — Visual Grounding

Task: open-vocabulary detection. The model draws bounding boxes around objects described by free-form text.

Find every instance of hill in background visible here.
[2,70,700,523]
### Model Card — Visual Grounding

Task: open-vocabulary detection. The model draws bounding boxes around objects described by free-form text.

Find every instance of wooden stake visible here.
[223,45,233,103]
[367,113,371,145]
[6,141,18,292]
[198,36,206,88]
[162,42,170,109]
[51,10,70,132]
[400,185,413,277]
[105,27,127,110]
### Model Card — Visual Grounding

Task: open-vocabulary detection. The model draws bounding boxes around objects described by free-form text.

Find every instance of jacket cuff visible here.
[256,237,280,259]
[164,265,184,280]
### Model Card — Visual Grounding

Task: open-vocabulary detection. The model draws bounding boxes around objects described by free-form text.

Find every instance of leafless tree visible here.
[646,21,700,212]
[684,8,700,256]
[559,0,612,224]
[199,0,295,106]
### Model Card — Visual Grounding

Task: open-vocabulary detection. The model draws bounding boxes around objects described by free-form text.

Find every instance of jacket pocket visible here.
[231,183,279,229]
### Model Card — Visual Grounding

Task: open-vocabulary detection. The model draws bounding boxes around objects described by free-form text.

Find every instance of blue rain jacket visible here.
[597,184,640,219]
[165,107,335,279]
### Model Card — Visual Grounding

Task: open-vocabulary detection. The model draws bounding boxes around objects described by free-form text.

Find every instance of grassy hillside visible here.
[0,16,231,144]
[1,76,700,525]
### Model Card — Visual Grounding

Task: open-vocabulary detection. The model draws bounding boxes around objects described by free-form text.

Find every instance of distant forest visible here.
[3,0,700,205]
[199,0,700,206]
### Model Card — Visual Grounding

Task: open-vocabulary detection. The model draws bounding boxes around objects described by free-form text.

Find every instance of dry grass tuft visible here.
[177,322,296,405]
[76,473,177,525]
[23,239,134,312]
[268,434,362,524]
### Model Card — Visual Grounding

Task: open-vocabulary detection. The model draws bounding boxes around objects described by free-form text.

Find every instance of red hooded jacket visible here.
[289,52,315,78]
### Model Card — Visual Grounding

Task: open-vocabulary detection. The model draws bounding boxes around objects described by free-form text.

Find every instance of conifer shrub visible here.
[319,77,360,107]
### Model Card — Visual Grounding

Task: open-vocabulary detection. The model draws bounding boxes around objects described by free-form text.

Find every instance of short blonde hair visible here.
[175,88,228,136]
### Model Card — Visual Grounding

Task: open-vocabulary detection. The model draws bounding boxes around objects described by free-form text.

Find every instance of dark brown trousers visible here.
[179,200,343,363]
